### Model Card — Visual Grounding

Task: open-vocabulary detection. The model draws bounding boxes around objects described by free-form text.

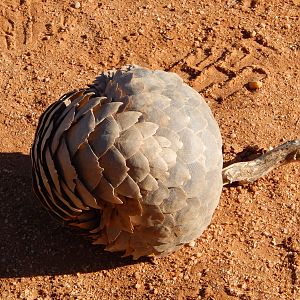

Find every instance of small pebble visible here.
[194,40,200,47]
[74,1,81,9]
[248,81,262,90]
[135,283,141,289]
[188,240,196,247]
[236,186,243,193]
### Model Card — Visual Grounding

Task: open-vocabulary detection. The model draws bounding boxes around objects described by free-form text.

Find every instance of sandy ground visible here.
[0,0,299,299]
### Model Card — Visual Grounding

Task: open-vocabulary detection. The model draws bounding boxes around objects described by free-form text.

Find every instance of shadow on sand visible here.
[0,152,146,278]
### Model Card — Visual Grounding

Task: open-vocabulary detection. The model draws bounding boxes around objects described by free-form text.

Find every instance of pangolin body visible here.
[31,65,223,259]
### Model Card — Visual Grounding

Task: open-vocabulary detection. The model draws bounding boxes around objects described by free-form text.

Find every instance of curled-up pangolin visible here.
[31,65,299,259]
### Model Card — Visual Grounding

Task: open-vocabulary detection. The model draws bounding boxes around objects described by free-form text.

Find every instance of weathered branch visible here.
[222,139,300,185]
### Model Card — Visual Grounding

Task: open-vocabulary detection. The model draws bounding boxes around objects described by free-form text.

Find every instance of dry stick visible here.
[222,139,300,185]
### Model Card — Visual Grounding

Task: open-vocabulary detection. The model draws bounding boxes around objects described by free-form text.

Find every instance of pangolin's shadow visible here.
[0,152,145,278]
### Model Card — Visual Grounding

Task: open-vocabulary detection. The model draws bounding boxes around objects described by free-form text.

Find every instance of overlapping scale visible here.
[31,65,223,259]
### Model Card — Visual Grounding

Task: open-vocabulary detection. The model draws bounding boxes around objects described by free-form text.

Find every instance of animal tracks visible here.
[0,1,33,51]
[0,15,16,50]
[177,42,269,101]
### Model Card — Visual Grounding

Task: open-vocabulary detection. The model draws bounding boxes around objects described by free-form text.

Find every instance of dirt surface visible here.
[0,0,299,299]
